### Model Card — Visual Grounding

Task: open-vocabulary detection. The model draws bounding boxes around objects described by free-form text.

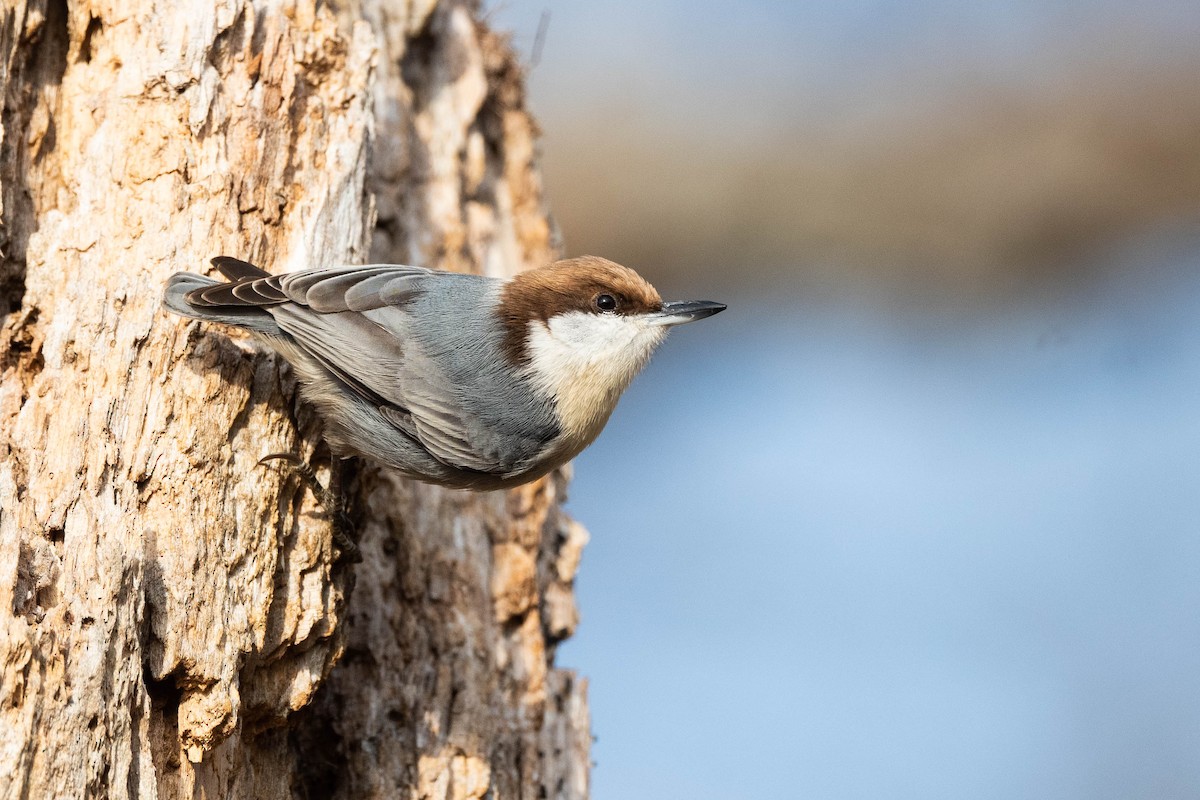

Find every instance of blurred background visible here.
[489,2,1200,798]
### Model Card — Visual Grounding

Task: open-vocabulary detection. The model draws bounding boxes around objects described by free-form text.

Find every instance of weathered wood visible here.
[0,1,589,797]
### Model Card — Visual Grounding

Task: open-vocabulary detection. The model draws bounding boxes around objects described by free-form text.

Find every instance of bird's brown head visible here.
[498,256,664,364]
[497,255,726,446]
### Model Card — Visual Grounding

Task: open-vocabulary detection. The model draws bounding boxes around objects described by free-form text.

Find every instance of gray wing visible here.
[181,260,555,474]
[266,267,553,475]
[186,263,433,313]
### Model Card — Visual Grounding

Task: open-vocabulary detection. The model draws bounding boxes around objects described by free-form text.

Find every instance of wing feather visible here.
[266,269,524,473]
[278,266,432,311]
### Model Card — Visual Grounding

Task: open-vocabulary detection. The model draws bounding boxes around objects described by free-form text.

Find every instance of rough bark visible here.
[0,1,589,798]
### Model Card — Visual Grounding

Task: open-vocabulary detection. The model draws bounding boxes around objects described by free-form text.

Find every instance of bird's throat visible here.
[523,313,664,447]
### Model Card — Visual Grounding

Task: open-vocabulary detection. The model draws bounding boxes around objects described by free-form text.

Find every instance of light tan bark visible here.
[0,1,589,797]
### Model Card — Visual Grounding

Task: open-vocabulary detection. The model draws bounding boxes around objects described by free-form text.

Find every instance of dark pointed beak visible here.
[648,300,727,327]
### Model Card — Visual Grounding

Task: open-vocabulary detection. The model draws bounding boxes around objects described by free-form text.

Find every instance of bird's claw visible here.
[259,453,362,563]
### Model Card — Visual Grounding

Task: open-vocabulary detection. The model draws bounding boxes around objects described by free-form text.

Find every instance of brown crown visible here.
[499,256,663,365]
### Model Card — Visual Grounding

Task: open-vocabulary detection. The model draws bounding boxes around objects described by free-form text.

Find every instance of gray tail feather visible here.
[163,273,282,335]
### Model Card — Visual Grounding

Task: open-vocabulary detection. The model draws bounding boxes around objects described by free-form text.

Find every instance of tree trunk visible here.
[0,1,590,797]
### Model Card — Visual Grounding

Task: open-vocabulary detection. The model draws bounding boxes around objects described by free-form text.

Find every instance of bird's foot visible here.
[258,453,362,563]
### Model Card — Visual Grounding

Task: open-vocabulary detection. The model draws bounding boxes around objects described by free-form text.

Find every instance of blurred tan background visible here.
[501,2,1200,302]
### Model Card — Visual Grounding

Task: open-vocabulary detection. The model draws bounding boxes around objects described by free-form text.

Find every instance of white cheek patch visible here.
[525,312,667,443]
[547,312,645,359]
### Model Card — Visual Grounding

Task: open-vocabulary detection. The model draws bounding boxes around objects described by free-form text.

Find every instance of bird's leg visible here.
[258,453,362,563]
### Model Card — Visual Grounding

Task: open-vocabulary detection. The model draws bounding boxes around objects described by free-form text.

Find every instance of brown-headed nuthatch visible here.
[163,256,725,493]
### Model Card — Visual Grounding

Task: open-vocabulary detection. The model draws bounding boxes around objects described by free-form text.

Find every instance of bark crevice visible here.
[0,0,59,317]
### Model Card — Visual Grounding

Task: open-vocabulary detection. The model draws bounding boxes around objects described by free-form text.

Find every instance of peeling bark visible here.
[0,1,589,797]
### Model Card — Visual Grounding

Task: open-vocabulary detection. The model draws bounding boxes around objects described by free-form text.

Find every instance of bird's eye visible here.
[595,294,617,312]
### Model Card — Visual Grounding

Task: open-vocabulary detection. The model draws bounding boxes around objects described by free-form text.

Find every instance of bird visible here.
[163,255,724,554]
